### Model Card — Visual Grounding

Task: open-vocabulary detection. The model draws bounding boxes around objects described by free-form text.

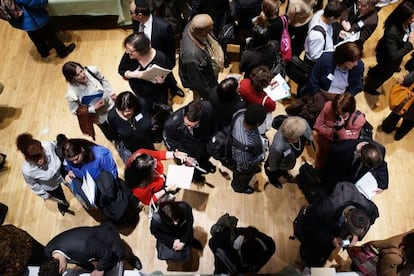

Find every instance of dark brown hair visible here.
[62,139,97,164]
[124,33,151,56]
[334,42,362,65]
[158,201,185,225]
[250,65,273,91]
[62,61,83,84]
[16,133,44,163]
[332,93,356,115]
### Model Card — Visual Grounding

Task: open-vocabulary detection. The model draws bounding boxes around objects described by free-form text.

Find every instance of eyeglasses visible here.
[125,47,137,54]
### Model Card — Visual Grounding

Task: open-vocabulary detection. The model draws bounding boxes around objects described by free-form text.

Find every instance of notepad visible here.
[81,92,104,105]
[165,164,195,189]
[263,73,291,101]
[355,172,378,200]
[140,64,172,83]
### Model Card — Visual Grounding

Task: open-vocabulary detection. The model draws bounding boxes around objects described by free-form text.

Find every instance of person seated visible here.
[297,182,379,268]
[150,201,202,262]
[363,230,414,275]
[303,41,364,99]
[230,104,267,194]
[40,224,142,275]
[163,100,216,183]
[124,148,188,205]
[0,224,48,275]
[313,93,366,169]
[240,25,282,78]
[265,116,313,189]
[337,0,378,48]
[209,226,275,274]
[208,77,246,131]
[320,139,389,193]
[304,0,346,64]
[108,91,154,163]
[239,65,275,134]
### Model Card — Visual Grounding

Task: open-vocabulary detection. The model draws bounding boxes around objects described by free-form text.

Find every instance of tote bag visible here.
[389,82,414,116]
[280,16,292,62]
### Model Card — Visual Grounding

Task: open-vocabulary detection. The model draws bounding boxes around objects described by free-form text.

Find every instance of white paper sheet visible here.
[165,164,195,189]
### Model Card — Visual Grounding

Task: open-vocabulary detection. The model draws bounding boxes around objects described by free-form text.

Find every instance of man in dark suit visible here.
[40,224,142,275]
[130,0,185,97]
[320,139,389,194]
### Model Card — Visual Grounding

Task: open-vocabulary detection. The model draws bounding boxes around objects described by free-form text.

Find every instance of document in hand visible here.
[165,164,195,189]
[334,32,360,48]
[355,172,378,200]
[81,171,96,206]
[140,64,172,83]
[263,73,291,101]
[81,92,104,105]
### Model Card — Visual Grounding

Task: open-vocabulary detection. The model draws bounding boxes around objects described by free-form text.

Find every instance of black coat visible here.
[320,139,389,191]
[44,224,124,272]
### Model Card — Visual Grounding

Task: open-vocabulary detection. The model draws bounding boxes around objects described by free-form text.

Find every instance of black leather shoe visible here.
[205,161,216,173]
[193,174,206,183]
[173,87,185,97]
[270,180,283,189]
[0,153,6,169]
[191,238,203,250]
[58,43,76,58]
[133,256,142,270]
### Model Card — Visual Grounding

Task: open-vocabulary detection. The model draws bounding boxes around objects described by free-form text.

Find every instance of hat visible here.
[346,208,370,236]
[134,0,150,9]
[190,14,213,36]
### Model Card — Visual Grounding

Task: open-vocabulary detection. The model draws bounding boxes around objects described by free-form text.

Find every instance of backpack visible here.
[206,109,250,170]
[0,0,23,22]
[280,16,292,62]
[210,213,238,242]
[353,111,373,141]
[296,159,328,204]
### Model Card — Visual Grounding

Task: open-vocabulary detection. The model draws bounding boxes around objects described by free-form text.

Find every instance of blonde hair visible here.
[280,116,307,139]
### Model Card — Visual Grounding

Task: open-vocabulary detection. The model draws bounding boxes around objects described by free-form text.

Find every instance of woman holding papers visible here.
[16,133,71,216]
[108,91,154,163]
[62,61,117,141]
[118,33,174,113]
[62,139,138,224]
[124,148,188,205]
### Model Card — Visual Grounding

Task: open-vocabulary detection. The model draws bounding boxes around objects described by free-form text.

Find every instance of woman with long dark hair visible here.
[364,0,414,95]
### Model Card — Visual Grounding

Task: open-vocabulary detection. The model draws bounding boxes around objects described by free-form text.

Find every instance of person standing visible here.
[62,62,117,142]
[230,104,267,194]
[16,133,71,216]
[364,0,414,95]
[130,0,185,97]
[8,0,75,58]
[179,14,224,99]
[40,224,142,275]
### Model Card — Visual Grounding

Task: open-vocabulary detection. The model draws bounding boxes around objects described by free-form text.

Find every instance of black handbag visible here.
[151,103,172,143]
[156,240,191,261]
[285,55,313,85]
[218,22,236,44]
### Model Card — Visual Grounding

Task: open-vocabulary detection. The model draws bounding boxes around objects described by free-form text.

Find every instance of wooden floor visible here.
[1,2,414,274]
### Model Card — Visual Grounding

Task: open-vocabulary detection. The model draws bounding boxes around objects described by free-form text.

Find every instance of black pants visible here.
[288,23,309,56]
[48,185,69,212]
[231,166,260,192]
[27,22,67,57]
[382,112,414,140]
[264,161,287,185]
[300,241,334,267]
[364,62,396,94]
[97,121,117,142]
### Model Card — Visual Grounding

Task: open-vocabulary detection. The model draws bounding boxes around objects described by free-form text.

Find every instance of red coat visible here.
[127,149,167,205]
[239,78,276,113]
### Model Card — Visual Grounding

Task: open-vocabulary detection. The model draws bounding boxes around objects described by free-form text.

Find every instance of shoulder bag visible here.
[389,82,414,116]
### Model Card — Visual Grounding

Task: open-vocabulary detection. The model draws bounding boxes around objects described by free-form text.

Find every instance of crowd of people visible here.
[2,0,414,274]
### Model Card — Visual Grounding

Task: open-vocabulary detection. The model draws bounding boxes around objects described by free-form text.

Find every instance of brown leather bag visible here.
[389,82,414,116]
[76,105,96,140]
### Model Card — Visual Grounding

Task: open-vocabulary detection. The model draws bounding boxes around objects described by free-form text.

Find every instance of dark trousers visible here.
[27,22,67,56]
[363,62,396,94]
[97,121,117,142]
[49,185,69,212]
[231,166,260,192]
[288,23,309,56]
[382,111,414,140]
[300,241,334,267]
[27,238,48,266]
[264,162,286,185]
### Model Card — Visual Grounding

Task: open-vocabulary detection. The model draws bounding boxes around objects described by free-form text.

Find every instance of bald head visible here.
[190,14,214,37]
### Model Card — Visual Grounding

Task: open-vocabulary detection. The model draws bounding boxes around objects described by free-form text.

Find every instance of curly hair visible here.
[250,65,273,91]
